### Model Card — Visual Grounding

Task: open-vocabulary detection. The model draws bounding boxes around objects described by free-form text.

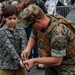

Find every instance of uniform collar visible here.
[1,23,21,30]
[40,14,52,32]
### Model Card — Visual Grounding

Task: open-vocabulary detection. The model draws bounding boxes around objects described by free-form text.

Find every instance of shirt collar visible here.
[40,14,52,32]
[2,23,20,30]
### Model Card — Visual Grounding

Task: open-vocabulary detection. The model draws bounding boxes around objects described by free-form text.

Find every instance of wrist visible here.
[32,58,37,64]
[26,46,32,52]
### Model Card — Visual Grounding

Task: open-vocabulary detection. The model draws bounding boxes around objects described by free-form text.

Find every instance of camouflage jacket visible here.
[0,24,27,70]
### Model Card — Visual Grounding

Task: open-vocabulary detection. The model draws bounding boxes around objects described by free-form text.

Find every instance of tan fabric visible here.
[47,15,75,58]
[38,14,75,58]
[0,69,25,75]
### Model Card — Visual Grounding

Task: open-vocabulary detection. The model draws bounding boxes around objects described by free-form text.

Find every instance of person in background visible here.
[71,0,75,8]
[35,0,47,13]
[0,0,7,28]
[45,0,58,14]
[0,3,3,26]
[0,0,6,6]
[20,4,75,75]
[0,5,27,75]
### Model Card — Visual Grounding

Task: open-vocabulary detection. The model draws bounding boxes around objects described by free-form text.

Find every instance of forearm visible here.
[33,57,63,66]
[0,34,21,64]
[21,29,27,50]
[26,36,36,52]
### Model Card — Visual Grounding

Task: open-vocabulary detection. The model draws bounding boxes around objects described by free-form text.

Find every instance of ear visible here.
[36,19,41,24]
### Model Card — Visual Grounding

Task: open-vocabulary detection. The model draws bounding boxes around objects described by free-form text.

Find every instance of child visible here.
[0,5,27,75]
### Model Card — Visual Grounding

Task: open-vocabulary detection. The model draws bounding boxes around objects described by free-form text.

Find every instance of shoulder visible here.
[16,25,24,30]
[16,26,25,33]
[0,29,6,37]
[0,27,5,32]
[0,24,7,32]
[52,23,71,34]
[50,23,74,41]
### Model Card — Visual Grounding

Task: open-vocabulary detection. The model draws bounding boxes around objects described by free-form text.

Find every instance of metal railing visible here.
[56,6,75,23]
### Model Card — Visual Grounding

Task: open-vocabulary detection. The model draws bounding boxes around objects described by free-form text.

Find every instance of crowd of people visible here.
[0,0,75,75]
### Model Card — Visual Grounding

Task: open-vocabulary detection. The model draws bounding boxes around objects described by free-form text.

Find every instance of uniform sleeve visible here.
[30,29,38,41]
[0,30,21,64]
[19,29,27,50]
[50,24,74,57]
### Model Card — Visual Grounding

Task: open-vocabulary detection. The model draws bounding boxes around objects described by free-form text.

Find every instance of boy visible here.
[0,5,27,75]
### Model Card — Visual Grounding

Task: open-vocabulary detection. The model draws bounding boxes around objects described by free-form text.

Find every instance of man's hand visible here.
[20,60,30,72]
[23,59,35,70]
[21,49,31,60]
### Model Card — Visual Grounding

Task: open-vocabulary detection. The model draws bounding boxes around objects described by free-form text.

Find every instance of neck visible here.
[43,15,50,29]
[8,26,15,31]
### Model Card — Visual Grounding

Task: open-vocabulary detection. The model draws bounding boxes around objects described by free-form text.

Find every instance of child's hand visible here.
[20,60,25,68]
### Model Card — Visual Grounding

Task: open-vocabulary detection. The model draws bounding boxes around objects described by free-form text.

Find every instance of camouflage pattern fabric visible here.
[0,0,6,6]
[30,15,75,75]
[20,4,44,27]
[20,4,75,75]
[45,65,75,75]
[0,24,27,70]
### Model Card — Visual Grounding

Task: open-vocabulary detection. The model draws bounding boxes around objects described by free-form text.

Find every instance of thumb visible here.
[23,61,30,72]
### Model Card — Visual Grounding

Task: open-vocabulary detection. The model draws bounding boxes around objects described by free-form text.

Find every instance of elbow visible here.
[55,62,61,66]
[50,58,63,66]
[50,62,61,66]
[54,59,62,66]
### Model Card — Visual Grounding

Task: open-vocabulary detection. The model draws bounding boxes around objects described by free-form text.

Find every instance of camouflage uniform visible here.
[20,4,75,75]
[0,24,27,70]
[30,15,75,75]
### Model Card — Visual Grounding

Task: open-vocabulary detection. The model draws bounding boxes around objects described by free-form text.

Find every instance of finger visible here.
[26,54,29,60]
[21,52,24,59]
[20,61,25,68]
[24,64,30,72]
[23,67,26,71]
[23,61,30,72]
[23,67,30,72]
[21,51,26,59]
